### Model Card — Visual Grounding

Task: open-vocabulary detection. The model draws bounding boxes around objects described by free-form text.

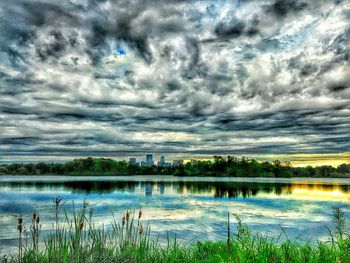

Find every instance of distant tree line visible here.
[175,156,350,178]
[0,156,349,178]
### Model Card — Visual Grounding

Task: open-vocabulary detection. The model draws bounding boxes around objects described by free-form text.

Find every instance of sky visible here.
[0,0,349,165]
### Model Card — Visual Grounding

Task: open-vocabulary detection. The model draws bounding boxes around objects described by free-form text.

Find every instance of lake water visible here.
[1,175,350,254]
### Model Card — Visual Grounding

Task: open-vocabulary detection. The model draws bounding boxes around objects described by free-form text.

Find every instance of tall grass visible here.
[2,201,350,263]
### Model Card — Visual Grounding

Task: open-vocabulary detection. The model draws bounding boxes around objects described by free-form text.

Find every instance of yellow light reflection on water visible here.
[289,184,350,202]
[256,184,350,202]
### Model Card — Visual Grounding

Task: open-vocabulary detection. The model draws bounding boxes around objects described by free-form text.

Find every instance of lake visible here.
[0,175,350,255]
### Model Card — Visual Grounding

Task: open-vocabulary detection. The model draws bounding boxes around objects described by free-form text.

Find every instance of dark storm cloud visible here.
[0,0,349,160]
[214,20,246,39]
[269,0,308,17]
[328,82,349,93]
[182,38,208,79]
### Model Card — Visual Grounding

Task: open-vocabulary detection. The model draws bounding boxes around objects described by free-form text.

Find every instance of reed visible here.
[2,199,350,263]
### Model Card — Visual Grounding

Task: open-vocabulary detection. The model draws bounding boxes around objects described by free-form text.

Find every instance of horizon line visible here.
[1,152,349,167]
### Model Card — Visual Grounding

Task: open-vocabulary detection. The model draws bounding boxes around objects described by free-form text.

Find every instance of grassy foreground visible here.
[2,199,350,263]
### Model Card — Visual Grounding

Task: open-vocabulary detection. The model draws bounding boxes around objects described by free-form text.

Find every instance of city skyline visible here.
[128,154,175,167]
[1,153,349,168]
[0,0,349,165]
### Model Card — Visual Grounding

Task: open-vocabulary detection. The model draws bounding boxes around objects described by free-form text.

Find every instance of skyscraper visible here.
[159,156,165,167]
[146,154,153,166]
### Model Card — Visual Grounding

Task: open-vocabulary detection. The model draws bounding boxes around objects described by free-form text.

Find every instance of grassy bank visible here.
[2,200,350,263]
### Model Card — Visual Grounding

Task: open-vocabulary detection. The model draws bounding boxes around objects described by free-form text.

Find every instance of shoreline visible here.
[1,174,350,185]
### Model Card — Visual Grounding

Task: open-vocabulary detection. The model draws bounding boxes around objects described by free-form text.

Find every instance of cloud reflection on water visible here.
[0,177,350,255]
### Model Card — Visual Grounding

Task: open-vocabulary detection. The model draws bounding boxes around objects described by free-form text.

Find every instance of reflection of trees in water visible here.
[2,181,350,198]
[0,181,138,194]
[176,182,289,198]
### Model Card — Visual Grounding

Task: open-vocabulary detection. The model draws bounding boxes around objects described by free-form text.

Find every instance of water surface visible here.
[1,175,350,254]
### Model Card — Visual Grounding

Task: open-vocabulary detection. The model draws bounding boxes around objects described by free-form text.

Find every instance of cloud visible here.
[269,0,308,17]
[0,0,349,161]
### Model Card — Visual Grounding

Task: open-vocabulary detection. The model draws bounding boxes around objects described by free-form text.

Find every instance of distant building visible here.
[159,156,165,167]
[128,155,175,167]
[172,161,180,167]
[146,154,153,166]
[146,154,153,163]
[129,158,136,164]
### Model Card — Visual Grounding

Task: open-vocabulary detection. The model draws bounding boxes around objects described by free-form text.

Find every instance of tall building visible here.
[129,158,136,164]
[146,154,153,166]
[159,156,166,167]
